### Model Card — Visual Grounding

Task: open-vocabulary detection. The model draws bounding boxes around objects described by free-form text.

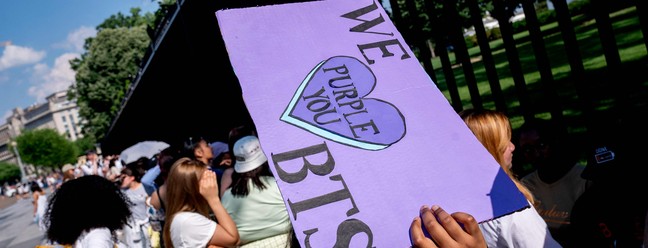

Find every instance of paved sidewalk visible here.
[0,196,47,248]
[0,196,18,210]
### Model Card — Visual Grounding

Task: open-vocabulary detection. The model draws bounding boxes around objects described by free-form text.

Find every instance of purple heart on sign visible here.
[281,56,406,150]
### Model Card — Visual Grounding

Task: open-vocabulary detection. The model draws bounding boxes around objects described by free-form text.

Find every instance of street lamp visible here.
[10,141,27,183]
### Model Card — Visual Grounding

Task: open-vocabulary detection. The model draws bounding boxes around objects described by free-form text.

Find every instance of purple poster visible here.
[216,0,527,246]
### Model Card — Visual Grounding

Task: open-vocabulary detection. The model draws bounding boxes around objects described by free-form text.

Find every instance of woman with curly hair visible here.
[164,158,239,248]
[44,175,132,247]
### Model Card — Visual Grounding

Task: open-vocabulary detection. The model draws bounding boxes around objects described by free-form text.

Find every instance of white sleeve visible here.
[509,207,562,248]
[170,212,217,248]
[81,164,93,175]
[480,206,562,248]
[79,228,114,248]
[115,160,123,170]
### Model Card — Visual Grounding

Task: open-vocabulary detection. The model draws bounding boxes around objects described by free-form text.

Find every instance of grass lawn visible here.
[418,6,647,172]
[427,6,647,131]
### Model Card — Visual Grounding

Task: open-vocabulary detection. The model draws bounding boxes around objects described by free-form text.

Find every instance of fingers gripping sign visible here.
[410,205,487,248]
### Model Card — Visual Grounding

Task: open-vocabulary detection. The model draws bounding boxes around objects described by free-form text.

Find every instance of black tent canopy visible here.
[101,0,256,154]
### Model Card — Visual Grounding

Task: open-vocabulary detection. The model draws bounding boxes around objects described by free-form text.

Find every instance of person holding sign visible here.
[410,204,487,248]
[459,109,561,248]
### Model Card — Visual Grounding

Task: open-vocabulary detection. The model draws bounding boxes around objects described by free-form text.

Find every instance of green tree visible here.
[390,0,496,39]
[68,8,154,140]
[0,162,20,184]
[14,129,78,170]
[73,136,97,157]
[96,8,155,30]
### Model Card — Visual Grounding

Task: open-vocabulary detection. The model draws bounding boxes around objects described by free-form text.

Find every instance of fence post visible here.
[521,0,564,130]
[468,0,507,112]
[492,0,533,121]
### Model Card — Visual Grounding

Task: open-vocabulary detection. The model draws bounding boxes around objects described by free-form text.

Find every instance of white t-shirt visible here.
[479,205,562,248]
[75,228,114,248]
[81,160,106,177]
[170,212,217,248]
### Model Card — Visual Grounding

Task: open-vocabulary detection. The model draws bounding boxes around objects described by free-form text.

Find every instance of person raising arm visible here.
[163,158,239,248]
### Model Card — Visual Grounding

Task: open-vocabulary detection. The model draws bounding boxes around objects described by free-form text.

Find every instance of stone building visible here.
[0,90,83,164]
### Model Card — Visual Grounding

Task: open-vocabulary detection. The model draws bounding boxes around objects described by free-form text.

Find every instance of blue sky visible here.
[0,0,159,125]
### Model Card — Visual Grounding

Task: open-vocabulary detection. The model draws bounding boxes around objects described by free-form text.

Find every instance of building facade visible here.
[0,90,83,164]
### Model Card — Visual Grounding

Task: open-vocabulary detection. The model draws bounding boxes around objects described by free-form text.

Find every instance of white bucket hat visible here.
[62,163,75,172]
[233,136,268,173]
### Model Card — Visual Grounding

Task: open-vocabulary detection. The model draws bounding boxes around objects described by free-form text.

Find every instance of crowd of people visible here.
[37,125,295,248]
[2,173,61,199]
[7,108,644,248]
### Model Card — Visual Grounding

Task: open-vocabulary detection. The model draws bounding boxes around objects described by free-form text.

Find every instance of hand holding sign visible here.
[410,205,486,248]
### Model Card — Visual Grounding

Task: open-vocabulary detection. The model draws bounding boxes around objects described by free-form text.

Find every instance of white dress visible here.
[35,193,48,231]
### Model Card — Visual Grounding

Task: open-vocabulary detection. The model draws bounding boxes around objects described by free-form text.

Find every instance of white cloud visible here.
[32,63,48,75]
[0,45,46,71]
[52,26,96,53]
[66,26,96,53]
[27,53,79,100]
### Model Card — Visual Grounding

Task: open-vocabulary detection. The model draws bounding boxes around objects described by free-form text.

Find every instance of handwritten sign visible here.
[216,0,527,246]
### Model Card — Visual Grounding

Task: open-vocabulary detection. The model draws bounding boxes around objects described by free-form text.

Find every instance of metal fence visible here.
[386,0,648,136]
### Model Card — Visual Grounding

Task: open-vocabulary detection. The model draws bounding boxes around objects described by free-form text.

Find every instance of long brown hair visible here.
[459,109,535,204]
[162,157,210,247]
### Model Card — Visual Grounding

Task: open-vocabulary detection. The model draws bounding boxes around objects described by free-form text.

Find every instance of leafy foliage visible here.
[14,129,78,169]
[0,162,21,184]
[149,0,177,38]
[568,0,592,16]
[73,136,97,157]
[97,8,155,31]
[68,8,153,140]
[390,0,496,39]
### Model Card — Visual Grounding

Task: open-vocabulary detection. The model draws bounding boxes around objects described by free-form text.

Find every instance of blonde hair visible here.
[163,157,210,248]
[459,109,535,204]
